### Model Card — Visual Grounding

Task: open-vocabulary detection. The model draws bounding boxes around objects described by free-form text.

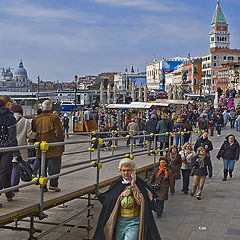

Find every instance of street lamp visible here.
[74,75,78,110]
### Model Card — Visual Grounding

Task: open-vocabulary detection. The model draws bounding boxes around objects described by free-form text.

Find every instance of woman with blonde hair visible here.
[191,147,212,200]
[179,143,195,194]
[93,158,160,240]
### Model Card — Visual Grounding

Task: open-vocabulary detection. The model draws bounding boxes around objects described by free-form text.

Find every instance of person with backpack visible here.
[0,96,19,207]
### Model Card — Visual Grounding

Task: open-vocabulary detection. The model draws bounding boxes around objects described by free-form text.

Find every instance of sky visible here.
[0,0,239,82]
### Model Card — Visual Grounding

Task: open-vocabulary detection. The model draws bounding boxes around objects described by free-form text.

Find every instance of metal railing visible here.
[0,129,202,224]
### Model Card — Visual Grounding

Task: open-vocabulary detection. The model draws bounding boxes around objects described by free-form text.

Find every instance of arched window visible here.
[194,66,198,74]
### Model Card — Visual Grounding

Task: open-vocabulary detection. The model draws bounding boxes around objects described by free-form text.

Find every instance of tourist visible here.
[62,113,70,139]
[93,158,161,240]
[138,117,146,147]
[215,113,223,136]
[229,109,237,129]
[0,96,18,207]
[11,104,36,189]
[191,147,212,200]
[145,114,158,155]
[174,117,183,147]
[180,119,193,144]
[222,110,229,127]
[236,114,240,131]
[149,157,175,218]
[197,114,208,133]
[209,113,216,136]
[127,118,139,145]
[217,135,239,181]
[194,132,213,156]
[156,113,172,156]
[165,145,182,185]
[179,143,195,194]
[32,100,64,192]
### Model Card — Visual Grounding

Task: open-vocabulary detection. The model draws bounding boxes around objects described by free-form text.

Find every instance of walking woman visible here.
[179,143,195,194]
[93,158,161,240]
[191,147,212,200]
[0,96,19,207]
[217,135,239,181]
[11,104,36,189]
[165,145,182,184]
[149,157,175,218]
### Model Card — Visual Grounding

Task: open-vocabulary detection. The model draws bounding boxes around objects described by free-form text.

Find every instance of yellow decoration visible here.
[129,154,134,160]
[181,132,184,136]
[34,142,40,150]
[39,177,48,186]
[98,138,103,146]
[40,141,49,152]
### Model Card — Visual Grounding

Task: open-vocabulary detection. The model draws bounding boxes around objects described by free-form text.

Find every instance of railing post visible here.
[89,133,92,161]
[130,134,134,156]
[39,151,46,219]
[153,134,157,169]
[96,141,101,195]
[39,141,49,220]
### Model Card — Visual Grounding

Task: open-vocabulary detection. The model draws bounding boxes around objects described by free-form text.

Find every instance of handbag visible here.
[150,171,165,192]
[150,182,161,191]
[17,156,33,182]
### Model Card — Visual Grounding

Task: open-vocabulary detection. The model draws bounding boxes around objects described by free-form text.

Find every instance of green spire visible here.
[212,1,227,24]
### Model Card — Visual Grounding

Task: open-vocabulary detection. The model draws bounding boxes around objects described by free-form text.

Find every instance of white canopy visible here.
[106,101,169,109]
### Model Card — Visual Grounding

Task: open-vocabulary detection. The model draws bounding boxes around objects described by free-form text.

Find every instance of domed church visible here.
[0,60,32,92]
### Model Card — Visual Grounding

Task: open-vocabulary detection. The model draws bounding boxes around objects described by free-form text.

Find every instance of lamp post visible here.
[74,75,78,110]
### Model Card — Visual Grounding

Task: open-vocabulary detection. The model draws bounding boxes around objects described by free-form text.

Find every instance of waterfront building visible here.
[0,60,32,92]
[202,0,240,94]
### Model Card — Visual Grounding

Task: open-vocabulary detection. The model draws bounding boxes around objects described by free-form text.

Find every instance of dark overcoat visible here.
[156,118,172,143]
[93,176,161,240]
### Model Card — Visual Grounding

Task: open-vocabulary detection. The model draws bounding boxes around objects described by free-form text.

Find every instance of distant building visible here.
[182,58,202,94]
[0,60,32,92]
[114,70,146,91]
[146,57,184,90]
[202,0,240,94]
[213,62,240,92]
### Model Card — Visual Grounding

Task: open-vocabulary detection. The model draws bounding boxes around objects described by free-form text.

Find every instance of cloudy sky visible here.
[0,0,239,82]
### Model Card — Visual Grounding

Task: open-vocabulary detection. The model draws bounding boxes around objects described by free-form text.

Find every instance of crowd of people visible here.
[1,93,240,240]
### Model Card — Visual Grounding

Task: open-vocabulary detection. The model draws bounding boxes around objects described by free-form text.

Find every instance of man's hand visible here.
[205,145,208,149]
[234,160,238,162]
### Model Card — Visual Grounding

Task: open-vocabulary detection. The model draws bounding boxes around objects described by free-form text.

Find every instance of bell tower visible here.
[210,0,230,49]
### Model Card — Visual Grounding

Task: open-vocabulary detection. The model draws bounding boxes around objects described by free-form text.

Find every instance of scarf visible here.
[157,166,168,179]
[122,178,131,185]
[199,154,206,168]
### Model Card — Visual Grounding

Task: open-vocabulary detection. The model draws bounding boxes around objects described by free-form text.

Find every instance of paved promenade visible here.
[1,126,240,239]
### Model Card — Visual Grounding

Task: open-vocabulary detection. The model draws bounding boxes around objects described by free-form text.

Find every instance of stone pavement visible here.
[1,125,240,240]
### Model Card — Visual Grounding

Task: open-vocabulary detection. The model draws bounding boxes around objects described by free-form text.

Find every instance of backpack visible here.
[17,157,33,182]
[0,116,9,148]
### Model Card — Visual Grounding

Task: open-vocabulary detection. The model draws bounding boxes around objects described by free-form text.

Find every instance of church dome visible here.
[14,60,27,76]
